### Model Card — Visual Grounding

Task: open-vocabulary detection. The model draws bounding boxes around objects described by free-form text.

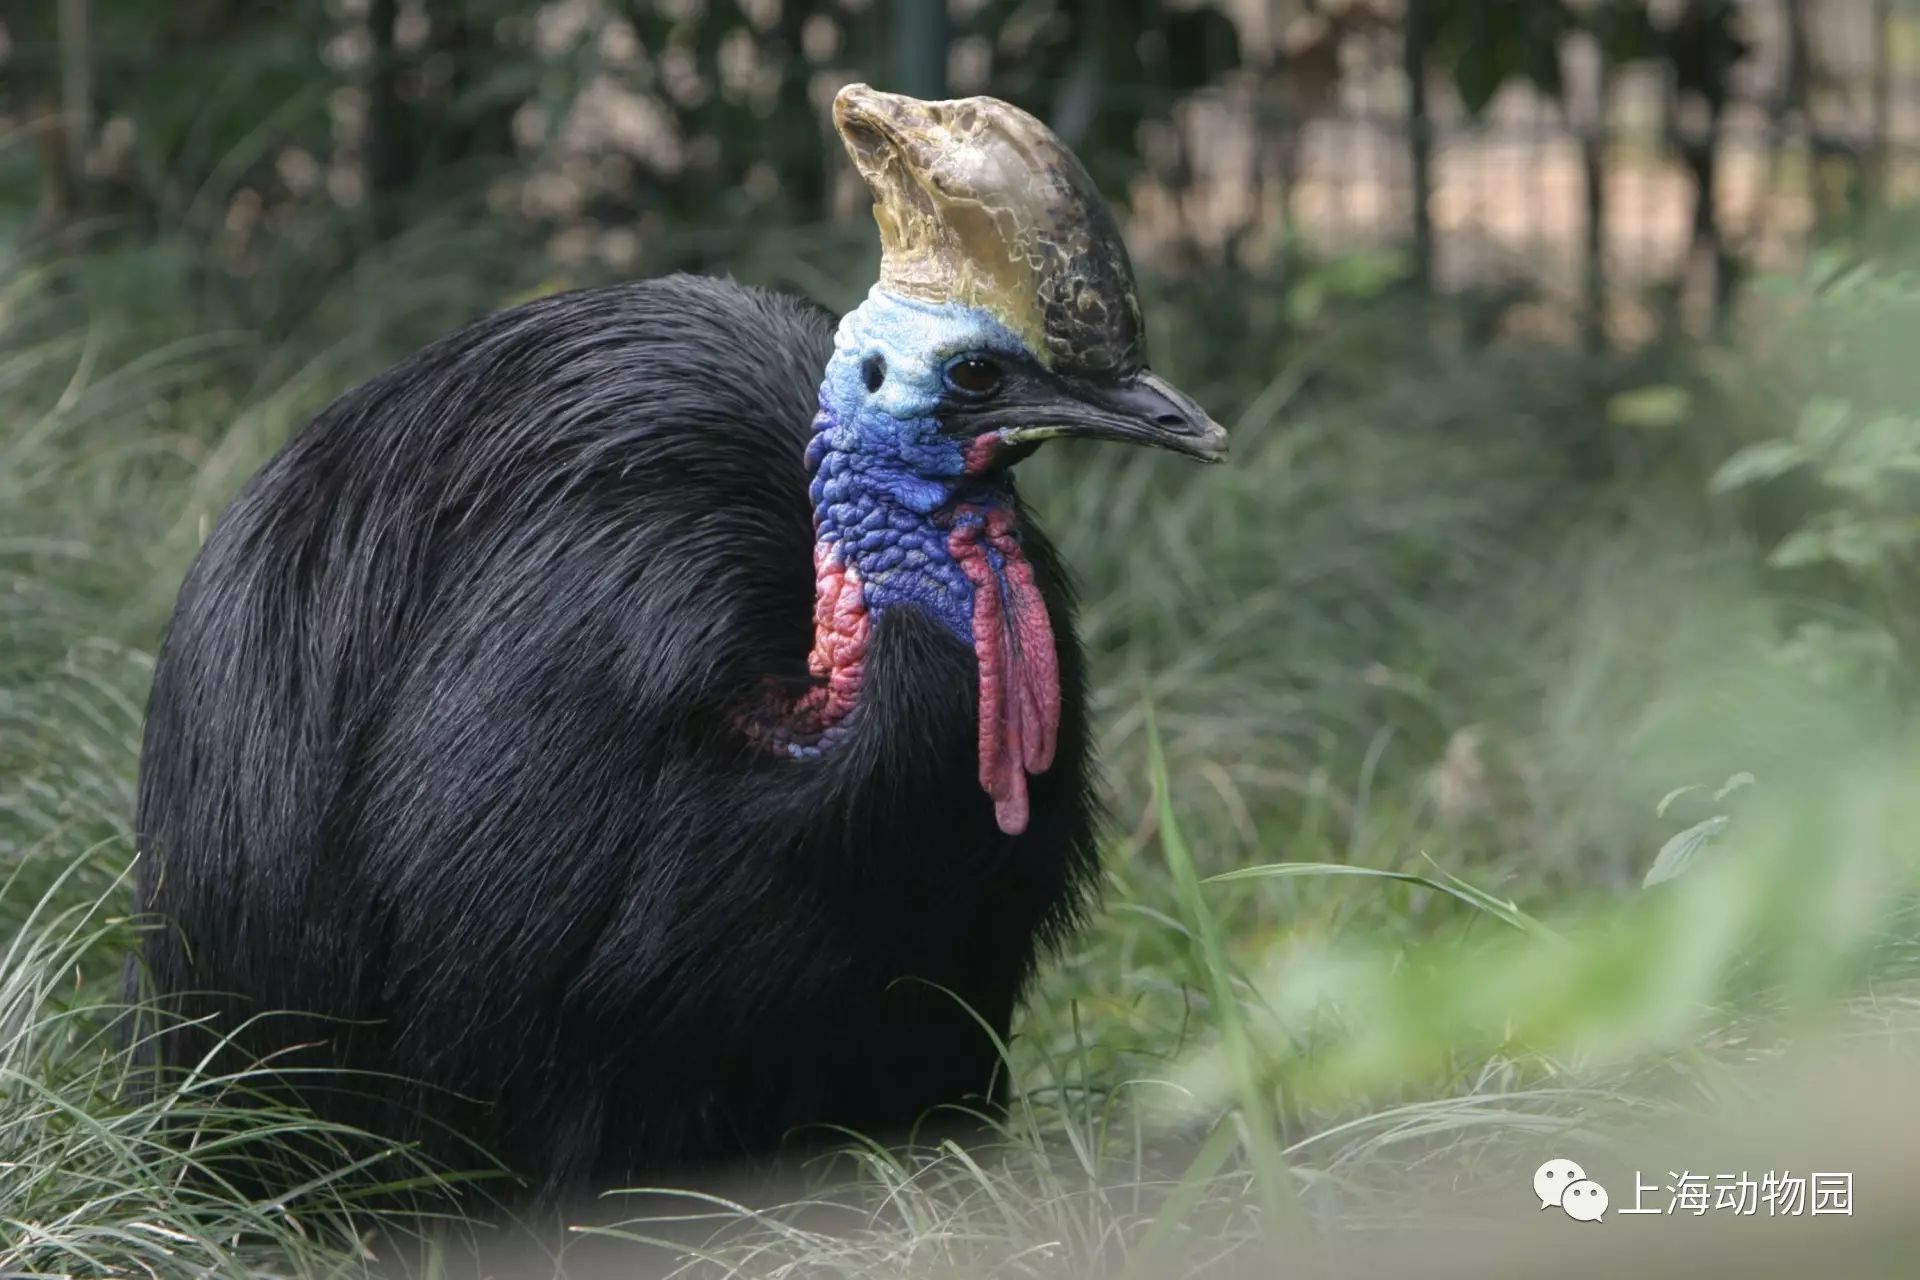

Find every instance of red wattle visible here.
[951,508,1059,835]
[747,545,868,750]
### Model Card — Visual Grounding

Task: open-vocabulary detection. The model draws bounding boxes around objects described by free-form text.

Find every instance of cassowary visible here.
[133,85,1225,1203]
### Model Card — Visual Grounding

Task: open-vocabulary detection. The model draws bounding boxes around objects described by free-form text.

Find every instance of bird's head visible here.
[793,86,1225,834]
[819,84,1226,481]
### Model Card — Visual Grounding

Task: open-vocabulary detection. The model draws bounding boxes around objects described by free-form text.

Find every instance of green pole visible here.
[1403,0,1434,295]
[889,0,948,100]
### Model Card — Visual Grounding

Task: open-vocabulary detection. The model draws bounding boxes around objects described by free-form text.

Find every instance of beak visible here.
[1001,371,1229,463]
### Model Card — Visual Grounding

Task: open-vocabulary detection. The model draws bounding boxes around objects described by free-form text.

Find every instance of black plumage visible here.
[133,275,1099,1203]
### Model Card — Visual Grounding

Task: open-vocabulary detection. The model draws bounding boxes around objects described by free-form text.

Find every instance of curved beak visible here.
[1000,370,1229,463]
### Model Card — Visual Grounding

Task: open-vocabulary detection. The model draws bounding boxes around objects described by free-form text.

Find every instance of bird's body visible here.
[135,277,1097,1195]
[133,85,1225,1208]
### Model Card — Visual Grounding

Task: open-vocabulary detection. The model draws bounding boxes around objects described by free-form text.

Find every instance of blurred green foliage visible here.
[3,1,1251,260]
[1710,238,1920,694]
[6,0,1873,338]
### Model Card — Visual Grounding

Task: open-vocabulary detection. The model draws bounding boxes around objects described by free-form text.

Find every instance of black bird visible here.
[133,85,1226,1204]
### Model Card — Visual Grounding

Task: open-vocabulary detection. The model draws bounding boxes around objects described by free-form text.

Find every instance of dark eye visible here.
[862,354,886,392]
[946,357,1004,396]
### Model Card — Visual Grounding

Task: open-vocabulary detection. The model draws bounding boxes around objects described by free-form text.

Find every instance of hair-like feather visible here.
[133,275,1099,1204]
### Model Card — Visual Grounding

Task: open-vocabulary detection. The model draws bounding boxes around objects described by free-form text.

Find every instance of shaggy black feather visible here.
[132,275,1100,1207]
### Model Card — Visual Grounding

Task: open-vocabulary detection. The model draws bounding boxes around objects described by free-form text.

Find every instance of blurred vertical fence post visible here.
[1782,0,1817,231]
[367,0,404,206]
[889,0,948,101]
[1871,0,1894,208]
[1583,26,1611,352]
[56,0,90,220]
[1403,0,1434,294]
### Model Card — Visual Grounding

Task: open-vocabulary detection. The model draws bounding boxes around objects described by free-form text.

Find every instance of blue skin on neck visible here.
[807,288,1031,644]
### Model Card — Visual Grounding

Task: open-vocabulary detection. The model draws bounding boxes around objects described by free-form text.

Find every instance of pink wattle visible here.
[742,545,869,754]
[798,552,867,725]
[950,508,1060,835]
[794,546,869,732]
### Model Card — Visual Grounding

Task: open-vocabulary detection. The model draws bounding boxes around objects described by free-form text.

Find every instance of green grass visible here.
[5,219,1920,1277]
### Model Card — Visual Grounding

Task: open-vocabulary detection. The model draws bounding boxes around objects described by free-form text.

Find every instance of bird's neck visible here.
[756,399,1060,835]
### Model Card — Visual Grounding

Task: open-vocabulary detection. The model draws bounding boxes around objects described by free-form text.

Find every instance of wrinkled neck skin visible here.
[755,288,1059,835]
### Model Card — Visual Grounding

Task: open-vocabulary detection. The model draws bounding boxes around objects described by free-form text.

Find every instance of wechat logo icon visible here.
[1535,1158,1608,1222]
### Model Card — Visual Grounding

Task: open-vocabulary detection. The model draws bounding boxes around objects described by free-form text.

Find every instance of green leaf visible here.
[1655,784,1703,818]
[1608,385,1692,431]
[1643,815,1729,888]
[1768,525,1832,569]
[1710,440,1807,492]
[1769,513,1920,571]
[1793,396,1854,452]
[1822,415,1920,493]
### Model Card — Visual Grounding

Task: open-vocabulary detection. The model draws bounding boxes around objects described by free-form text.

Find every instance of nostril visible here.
[1152,411,1190,430]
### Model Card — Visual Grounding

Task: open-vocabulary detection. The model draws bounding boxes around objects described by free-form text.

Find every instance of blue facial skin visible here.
[807,288,1032,644]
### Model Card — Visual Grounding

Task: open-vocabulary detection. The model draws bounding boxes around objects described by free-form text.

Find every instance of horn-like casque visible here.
[832,83,1145,379]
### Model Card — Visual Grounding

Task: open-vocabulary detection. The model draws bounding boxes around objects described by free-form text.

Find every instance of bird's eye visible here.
[862,354,886,392]
[946,357,1004,396]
